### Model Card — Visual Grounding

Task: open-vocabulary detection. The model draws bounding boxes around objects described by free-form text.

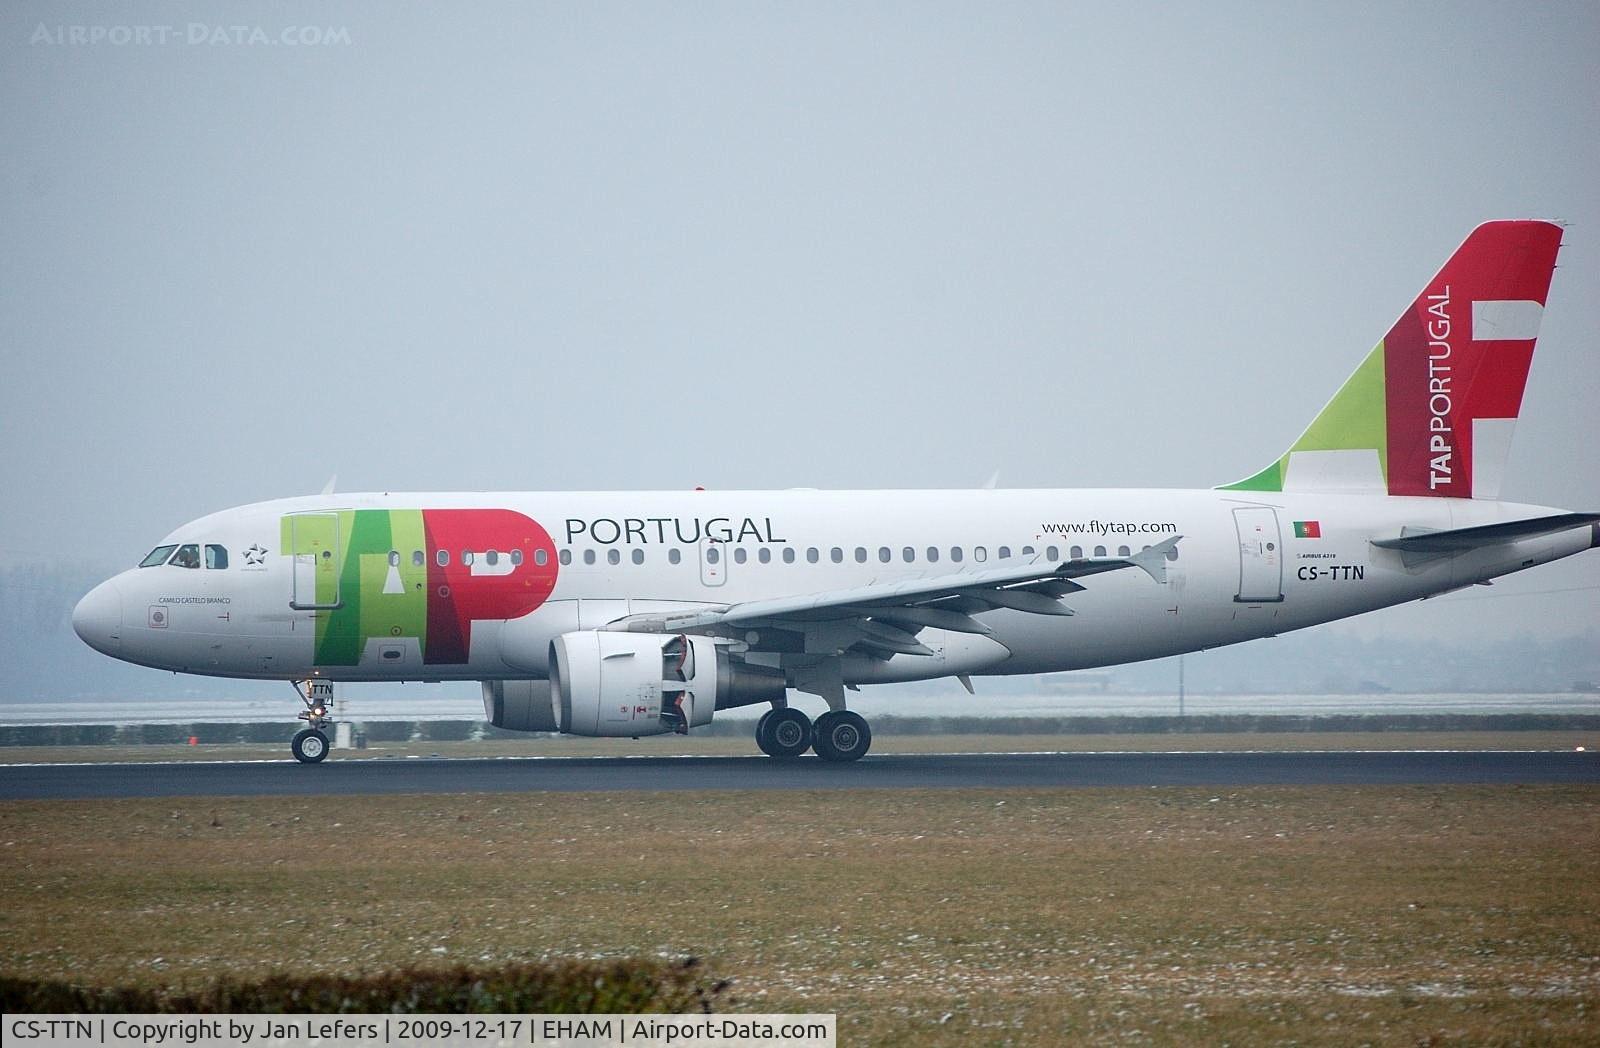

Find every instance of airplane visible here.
[72,220,1598,764]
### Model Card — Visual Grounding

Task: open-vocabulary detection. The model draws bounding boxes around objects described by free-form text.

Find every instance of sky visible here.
[2,2,1596,652]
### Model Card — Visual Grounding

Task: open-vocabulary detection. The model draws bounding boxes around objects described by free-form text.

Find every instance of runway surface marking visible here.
[0,747,1591,769]
[1,750,1595,800]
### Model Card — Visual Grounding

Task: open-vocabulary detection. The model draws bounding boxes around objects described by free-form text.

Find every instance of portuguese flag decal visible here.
[1293,521,1322,539]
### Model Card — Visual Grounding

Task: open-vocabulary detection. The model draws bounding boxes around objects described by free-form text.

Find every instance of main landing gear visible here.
[289,680,332,764]
[754,706,873,762]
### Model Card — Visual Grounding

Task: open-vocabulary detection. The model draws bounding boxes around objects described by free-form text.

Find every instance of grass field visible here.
[2,783,1597,1045]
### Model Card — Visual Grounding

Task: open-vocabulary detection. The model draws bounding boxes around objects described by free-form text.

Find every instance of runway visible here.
[1,749,1596,800]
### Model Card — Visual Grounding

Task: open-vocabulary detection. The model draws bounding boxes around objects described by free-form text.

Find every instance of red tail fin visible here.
[1383,220,1562,498]
[1222,221,1564,499]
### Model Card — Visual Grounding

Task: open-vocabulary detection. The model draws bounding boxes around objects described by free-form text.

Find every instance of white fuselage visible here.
[72,488,1592,686]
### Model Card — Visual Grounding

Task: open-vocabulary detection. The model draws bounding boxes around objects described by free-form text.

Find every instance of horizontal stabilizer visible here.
[1371,513,1600,553]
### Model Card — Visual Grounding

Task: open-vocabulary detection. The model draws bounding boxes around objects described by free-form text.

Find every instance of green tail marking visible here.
[1219,342,1389,493]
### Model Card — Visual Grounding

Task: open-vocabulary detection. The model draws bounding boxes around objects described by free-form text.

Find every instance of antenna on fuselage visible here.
[320,475,337,496]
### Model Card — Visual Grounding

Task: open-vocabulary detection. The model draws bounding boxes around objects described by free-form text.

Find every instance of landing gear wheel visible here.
[813,710,871,762]
[291,728,329,764]
[754,710,777,756]
[758,707,812,758]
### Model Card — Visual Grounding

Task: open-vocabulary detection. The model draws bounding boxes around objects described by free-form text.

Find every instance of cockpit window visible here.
[139,545,178,568]
[205,544,229,570]
[169,544,201,569]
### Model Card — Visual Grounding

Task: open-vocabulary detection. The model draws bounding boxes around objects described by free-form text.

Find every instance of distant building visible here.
[1037,670,1114,694]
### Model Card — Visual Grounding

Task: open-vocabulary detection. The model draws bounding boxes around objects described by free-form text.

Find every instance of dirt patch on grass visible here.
[2,786,1596,1044]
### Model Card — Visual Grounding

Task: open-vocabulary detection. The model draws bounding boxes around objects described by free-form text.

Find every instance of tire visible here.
[754,710,778,757]
[812,710,871,762]
[761,707,812,759]
[291,728,329,764]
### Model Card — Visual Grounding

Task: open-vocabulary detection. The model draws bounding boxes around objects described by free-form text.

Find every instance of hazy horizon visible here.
[3,3,1595,669]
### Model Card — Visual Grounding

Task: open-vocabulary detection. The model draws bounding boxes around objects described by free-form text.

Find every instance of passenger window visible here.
[950,547,964,563]
[758,547,772,564]
[926,547,940,563]
[462,551,475,566]
[830,547,843,563]
[974,546,987,563]
[878,546,891,563]
[559,549,572,566]
[412,550,425,567]
[783,548,796,564]
[707,547,721,564]
[607,549,621,565]
[532,549,546,566]
[632,549,645,565]
[903,547,915,563]
[583,549,596,565]
[1094,545,1107,557]
[734,548,747,564]
[1118,545,1131,557]
[512,549,524,566]
[170,544,201,569]
[485,550,499,566]
[998,545,1011,559]
[1166,548,1179,562]
[1071,545,1084,559]
[1046,546,1060,562]
[206,545,229,570]
[1022,545,1035,557]
[668,548,682,565]
[806,548,819,563]
[854,547,867,563]
[437,550,450,567]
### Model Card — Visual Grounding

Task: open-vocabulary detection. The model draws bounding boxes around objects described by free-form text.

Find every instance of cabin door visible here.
[1232,506,1284,603]
[288,512,343,610]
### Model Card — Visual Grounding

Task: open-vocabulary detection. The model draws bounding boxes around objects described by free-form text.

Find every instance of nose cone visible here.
[72,578,123,655]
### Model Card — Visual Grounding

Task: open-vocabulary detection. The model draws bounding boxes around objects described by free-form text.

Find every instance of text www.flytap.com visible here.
[1039,521,1179,538]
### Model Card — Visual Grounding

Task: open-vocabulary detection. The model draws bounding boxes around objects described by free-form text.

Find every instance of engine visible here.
[481,679,558,732]
[550,631,786,737]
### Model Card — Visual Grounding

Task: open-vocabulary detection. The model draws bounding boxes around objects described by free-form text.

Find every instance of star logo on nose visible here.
[243,544,268,566]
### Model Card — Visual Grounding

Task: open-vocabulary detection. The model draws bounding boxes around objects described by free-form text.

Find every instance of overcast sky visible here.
[2,2,1596,646]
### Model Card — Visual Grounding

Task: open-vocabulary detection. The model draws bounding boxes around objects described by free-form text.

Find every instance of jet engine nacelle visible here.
[550,630,785,737]
[481,679,558,733]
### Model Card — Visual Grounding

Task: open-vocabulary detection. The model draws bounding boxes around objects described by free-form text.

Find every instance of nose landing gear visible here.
[291,727,329,763]
[289,680,333,764]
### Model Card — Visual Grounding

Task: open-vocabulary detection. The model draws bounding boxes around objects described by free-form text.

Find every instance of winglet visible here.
[1129,535,1182,584]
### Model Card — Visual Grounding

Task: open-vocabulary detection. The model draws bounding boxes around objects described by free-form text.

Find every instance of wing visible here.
[605,535,1184,658]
